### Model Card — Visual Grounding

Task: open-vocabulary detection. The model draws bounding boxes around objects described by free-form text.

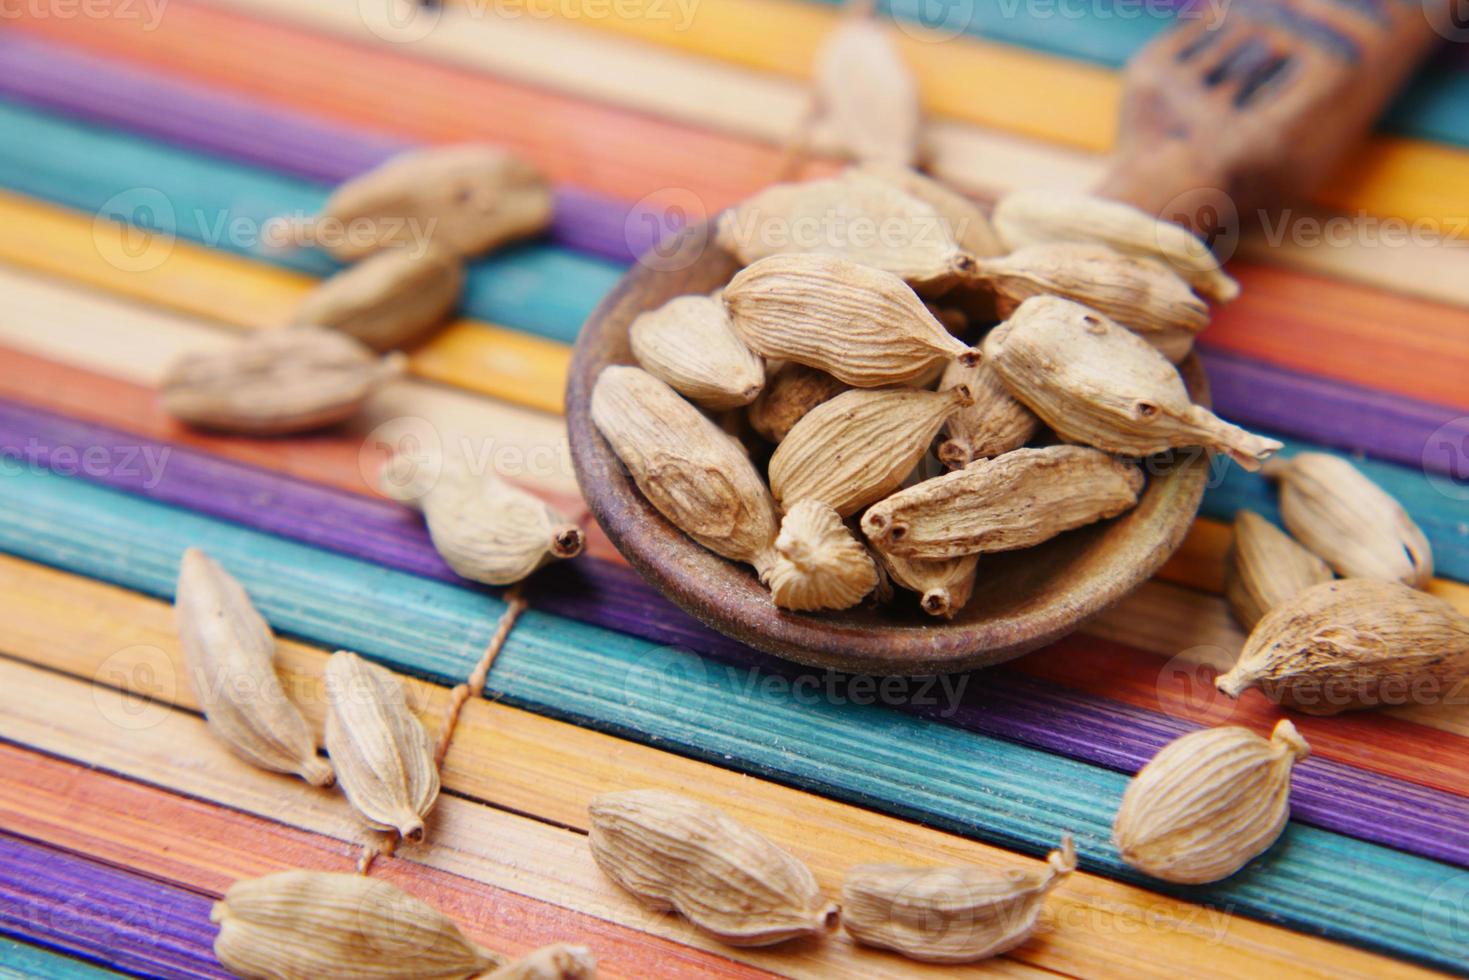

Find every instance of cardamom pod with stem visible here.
[1262,452,1434,588]
[766,500,879,611]
[212,870,500,980]
[1225,510,1334,629]
[842,836,1075,963]
[747,363,848,443]
[971,243,1209,363]
[324,651,440,842]
[1217,579,1469,715]
[856,163,1005,259]
[629,294,764,409]
[715,173,977,290]
[380,450,583,586]
[175,548,334,787]
[991,189,1239,303]
[770,385,973,517]
[935,357,1039,468]
[291,245,463,352]
[588,789,837,946]
[161,327,405,436]
[871,543,979,619]
[862,446,1144,560]
[1113,720,1309,884]
[272,144,552,262]
[724,254,980,387]
[485,944,596,980]
[592,366,780,580]
[811,9,920,167]
[987,297,1282,470]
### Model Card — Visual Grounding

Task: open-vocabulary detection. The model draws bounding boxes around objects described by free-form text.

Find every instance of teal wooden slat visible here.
[0,99,620,343]
[0,938,124,979]
[0,466,1464,971]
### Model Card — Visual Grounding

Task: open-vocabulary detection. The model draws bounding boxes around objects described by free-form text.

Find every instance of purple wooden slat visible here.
[0,832,227,980]
[1,397,1466,867]
[2,31,1465,471]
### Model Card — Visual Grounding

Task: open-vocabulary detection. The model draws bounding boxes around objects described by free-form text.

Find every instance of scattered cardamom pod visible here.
[870,543,979,619]
[380,449,584,586]
[588,789,837,946]
[862,446,1144,560]
[1217,579,1469,715]
[485,944,597,980]
[211,870,499,980]
[935,357,1040,468]
[291,245,463,352]
[174,548,334,787]
[766,500,880,611]
[856,163,1005,259]
[1224,510,1334,629]
[324,650,440,842]
[971,243,1208,363]
[1113,720,1309,884]
[747,362,848,443]
[991,189,1239,303]
[986,297,1282,470]
[812,13,920,167]
[161,326,405,436]
[592,366,781,580]
[724,254,980,387]
[274,145,552,262]
[841,836,1075,963]
[1262,452,1434,588]
[769,385,973,517]
[629,294,764,409]
[715,173,976,290]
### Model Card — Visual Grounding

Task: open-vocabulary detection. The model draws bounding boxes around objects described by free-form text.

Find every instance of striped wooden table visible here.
[0,1,1466,977]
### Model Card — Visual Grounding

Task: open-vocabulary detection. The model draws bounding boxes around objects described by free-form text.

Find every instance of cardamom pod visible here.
[841,836,1075,963]
[274,145,552,262]
[588,789,837,946]
[715,173,976,290]
[629,294,764,409]
[324,651,440,842]
[862,446,1144,560]
[986,297,1282,470]
[769,385,973,517]
[935,357,1039,468]
[856,163,1005,259]
[971,243,1208,363]
[1262,452,1434,588]
[380,450,583,586]
[161,326,405,436]
[747,363,848,443]
[870,543,979,619]
[1113,720,1309,884]
[485,945,596,980]
[211,870,499,980]
[812,14,920,167]
[1224,510,1334,629]
[766,500,880,611]
[991,189,1239,303]
[175,548,334,787]
[592,367,781,579]
[1217,579,1469,714]
[291,245,463,352]
[724,254,980,387]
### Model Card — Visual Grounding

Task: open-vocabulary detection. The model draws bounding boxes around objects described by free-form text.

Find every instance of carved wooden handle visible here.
[1098,0,1451,222]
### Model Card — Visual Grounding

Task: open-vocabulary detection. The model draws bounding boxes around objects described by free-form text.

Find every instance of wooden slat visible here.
[0,939,124,980]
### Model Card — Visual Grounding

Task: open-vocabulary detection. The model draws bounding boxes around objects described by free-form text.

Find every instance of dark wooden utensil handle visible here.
[1098,0,1451,223]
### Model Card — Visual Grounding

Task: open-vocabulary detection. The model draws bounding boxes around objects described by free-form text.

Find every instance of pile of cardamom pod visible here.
[594,168,1279,618]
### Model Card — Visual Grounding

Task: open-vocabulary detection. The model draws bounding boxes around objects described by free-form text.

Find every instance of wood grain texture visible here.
[0,471,1464,969]
[0,938,124,979]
